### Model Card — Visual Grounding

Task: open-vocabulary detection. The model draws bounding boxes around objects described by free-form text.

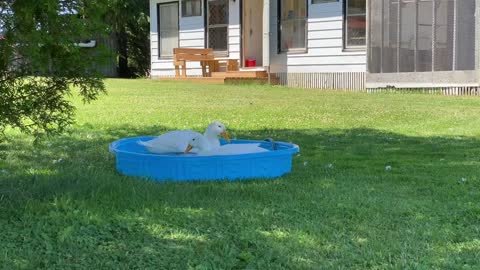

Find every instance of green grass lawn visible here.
[1,79,480,269]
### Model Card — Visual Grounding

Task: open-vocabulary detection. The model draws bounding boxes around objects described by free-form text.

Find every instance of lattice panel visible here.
[208,27,228,51]
[208,0,228,25]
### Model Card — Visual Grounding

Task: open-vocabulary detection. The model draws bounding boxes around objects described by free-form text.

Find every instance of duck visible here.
[138,121,230,154]
[204,121,230,148]
[184,134,268,156]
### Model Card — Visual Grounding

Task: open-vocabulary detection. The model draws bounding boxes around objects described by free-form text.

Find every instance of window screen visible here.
[368,0,476,73]
[416,0,433,72]
[434,0,455,71]
[368,0,382,73]
[456,0,476,70]
[207,0,229,52]
[158,3,179,58]
[382,0,398,73]
[399,1,415,72]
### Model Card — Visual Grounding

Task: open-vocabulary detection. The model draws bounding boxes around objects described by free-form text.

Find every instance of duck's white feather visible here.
[138,130,201,154]
[191,137,268,156]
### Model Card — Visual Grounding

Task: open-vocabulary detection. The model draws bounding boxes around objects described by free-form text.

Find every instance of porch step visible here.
[211,72,227,78]
[212,71,268,78]
[224,78,267,84]
[225,75,280,85]
[156,77,225,84]
[228,71,268,78]
[211,71,267,78]
[155,71,275,84]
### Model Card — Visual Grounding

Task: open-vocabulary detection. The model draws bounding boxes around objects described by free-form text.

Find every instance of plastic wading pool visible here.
[109,136,300,182]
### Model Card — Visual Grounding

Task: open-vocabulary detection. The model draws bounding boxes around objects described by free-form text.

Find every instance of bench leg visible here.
[200,61,207,77]
[182,64,187,77]
[175,65,180,77]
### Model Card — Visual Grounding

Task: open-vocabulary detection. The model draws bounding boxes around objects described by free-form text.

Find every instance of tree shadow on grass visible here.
[1,126,480,268]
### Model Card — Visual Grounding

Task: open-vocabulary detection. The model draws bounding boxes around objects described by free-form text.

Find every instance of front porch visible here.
[156,68,274,84]
[160,46,272,84]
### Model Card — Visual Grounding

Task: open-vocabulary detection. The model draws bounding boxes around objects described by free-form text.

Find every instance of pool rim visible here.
[109,136,300,160]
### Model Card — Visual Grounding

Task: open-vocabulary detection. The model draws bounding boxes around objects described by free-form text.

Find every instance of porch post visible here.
[263,0,270,83]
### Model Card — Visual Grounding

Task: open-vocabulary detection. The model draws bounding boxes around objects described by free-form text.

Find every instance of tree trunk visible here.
[117,28,129,78]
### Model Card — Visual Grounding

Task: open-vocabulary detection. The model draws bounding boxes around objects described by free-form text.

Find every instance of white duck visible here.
[203,121,230,148]
[138,121,230,154]
[184,134,268,156]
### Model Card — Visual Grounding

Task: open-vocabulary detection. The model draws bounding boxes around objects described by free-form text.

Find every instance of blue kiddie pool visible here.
[109,136,300,182]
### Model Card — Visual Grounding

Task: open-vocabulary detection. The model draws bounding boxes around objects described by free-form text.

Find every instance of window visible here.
[312,0,338,3]
[158,2,179,58]
[182,0,202,17]
[344,0,366,48]
[456,0,476,70]
[368,0,475,74]
[206,0,229,53]
[278,0,307,53]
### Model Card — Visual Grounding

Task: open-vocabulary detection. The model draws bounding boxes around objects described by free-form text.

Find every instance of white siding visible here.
[269,0,367,74]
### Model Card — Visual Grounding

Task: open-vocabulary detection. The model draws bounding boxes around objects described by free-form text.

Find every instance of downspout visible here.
[263,0,271,84]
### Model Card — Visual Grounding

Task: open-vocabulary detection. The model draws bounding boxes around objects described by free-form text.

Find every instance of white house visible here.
[149,0,479,93]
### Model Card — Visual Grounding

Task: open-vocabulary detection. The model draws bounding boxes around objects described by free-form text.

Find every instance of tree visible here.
[125,0,150,77]
[0,0,110,137]
[107,0,150,78]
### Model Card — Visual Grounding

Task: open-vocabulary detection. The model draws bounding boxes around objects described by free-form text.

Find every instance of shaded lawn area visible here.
[1,79,480,269]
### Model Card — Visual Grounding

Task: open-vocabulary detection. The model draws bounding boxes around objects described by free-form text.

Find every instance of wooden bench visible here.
[173,48,239,77]
[173,48,214,77]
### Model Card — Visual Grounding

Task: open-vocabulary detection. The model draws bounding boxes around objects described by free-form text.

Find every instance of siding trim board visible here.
[273,72,480,96]
[366,70,478,88]
[275,72,365,90]
[366,87,480,96]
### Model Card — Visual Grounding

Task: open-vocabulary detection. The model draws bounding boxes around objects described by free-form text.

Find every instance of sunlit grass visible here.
[1,79,480,269]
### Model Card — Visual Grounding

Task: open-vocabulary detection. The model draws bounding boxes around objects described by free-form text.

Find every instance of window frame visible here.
[182,0,202,17]
[205,0,229,56]
[343,0,367,50]
[277,0,309,54]
[157,2,180,59]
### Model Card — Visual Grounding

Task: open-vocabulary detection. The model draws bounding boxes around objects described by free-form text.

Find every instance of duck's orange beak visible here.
[221,131,231,143]
[184,144,193,154]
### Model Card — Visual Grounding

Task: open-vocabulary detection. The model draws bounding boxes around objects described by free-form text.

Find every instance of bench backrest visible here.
[173,48,214,62]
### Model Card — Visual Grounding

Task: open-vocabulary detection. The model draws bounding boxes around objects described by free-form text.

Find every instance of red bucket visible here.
[245,59,256,67]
